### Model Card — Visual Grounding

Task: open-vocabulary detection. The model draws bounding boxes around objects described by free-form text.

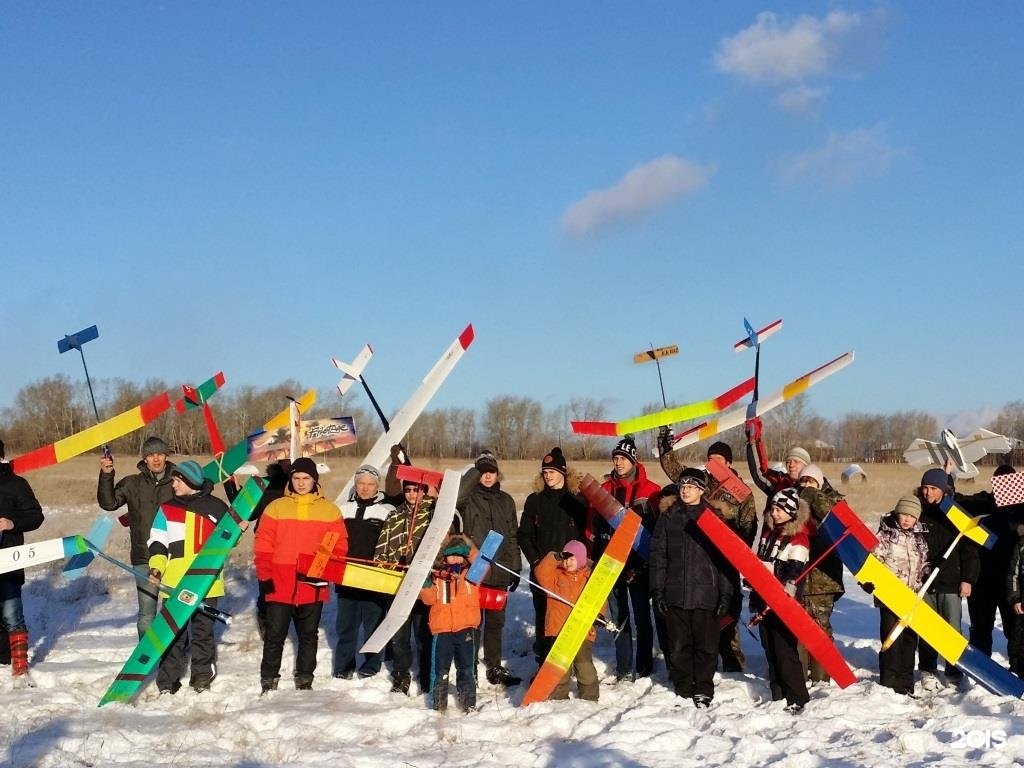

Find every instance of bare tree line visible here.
[0,376,1020,466]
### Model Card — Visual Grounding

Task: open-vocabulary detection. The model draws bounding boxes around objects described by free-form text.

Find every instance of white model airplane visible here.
[904,427,1018,479]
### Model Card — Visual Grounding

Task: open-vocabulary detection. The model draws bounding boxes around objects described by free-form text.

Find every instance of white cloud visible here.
[714,10,862,85]
[561,155,715,237]
[780,126,900,186]
[776,84,829,115]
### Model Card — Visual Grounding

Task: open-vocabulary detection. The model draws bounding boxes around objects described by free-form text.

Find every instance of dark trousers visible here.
[334,587,387,676]
[157,596,217,690]
[967,588,1016,656]
[261,601,324,683]
[718,585,745,672]
[798,593,839,682]
[551,639,599,701]
[391,600,432,687]
[878,605,918,693]
[759,613,809,706]
[474,606,506,669]
[664,607,718,699]
[608,574,654,677]
[530,584,553,664]
[430,629,476,711]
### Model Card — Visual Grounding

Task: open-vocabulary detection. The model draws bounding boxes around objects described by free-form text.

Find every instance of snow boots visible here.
[391,671,411,695]
[0,627,9,665]
[260,676,280,695]
[9,630,28,676]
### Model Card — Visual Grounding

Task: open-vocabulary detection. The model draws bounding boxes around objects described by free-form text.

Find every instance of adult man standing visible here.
[97,436,176,637]
[588,435,661,681]
[0,439,45,679]
[334,464,394,679]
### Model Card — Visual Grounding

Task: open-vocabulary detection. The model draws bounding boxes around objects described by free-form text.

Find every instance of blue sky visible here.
[2,3,1022,431]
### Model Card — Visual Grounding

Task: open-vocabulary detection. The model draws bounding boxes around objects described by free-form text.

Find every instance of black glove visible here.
[861,581,875,594]
[508,575,521,592]
[652,592,669,618]
[657,426,674,456]
[258,579,275,597]
[715,594,731,617]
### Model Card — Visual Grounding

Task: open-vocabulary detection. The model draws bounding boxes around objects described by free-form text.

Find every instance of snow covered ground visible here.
[3,508,1024,768]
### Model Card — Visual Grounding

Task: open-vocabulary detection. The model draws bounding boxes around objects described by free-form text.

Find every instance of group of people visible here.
[2,424,1024,713]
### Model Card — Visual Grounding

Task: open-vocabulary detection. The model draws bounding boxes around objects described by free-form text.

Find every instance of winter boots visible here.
[9,630,28,677]
[391,671,411,695]
[260,676,280,695]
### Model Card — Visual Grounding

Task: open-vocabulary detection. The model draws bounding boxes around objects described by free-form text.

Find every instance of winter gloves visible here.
[652,592,669,618]
[715,594,732,617]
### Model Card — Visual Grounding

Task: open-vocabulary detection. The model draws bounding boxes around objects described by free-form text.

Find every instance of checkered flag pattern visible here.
[992,472,1024,507]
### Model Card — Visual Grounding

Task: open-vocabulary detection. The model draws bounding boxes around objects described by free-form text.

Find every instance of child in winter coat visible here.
[753,488,813,712]
[873,496,929,695]
[419,535,481,713]
[534,539,600,701]
[1006,516,1024,676]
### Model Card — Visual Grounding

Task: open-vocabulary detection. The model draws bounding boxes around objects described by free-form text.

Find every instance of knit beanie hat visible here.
[172,460,205,490]
[799,464,825,488]
[353,463,379,484]
[541,447,567,476]
[894,495,922,520]
[771,488,800,519]
[475,451,499,473]
[920,467,950,492]
[785,447,811,466]
[141,436,171,457]
[443,539,471,558]
[612,435,638,464]
[706,441,733,464]
[561,540,587,562]
[677,466,708,491]
[291,456,321,482]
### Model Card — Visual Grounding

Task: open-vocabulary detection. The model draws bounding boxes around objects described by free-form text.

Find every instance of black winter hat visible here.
[475,451,499,473]
[290,456,320,482]
[920,467,951,492]
[677,466,708,491]
[541,447,567,476]
[141,436,171,457]
[612,435,638,464]
[706,441,733,464]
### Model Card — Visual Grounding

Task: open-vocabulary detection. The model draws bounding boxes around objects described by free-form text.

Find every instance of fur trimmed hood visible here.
[531,467,583,494]
[764,495,812,538]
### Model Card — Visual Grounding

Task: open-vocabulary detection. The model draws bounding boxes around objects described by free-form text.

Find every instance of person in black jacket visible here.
[517,447,587,665]
[0,439,45,678]
[97,435,176,637]
[458,451,522,687]
[649,466,731,708]
[915,467,980,689]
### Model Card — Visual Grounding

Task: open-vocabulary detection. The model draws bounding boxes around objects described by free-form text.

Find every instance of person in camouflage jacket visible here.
[375,478,434,694]
[794,464,846,683]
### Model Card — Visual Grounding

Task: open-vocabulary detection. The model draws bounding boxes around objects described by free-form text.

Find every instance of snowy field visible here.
[3,506,1024,768]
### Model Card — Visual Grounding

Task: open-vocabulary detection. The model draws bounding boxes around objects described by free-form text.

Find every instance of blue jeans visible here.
[134,564,158,639]
[334,587,386,676]
[429,629,476,711]
[607,573,654,676]
[919,591,963,678]
[0,581,26,633]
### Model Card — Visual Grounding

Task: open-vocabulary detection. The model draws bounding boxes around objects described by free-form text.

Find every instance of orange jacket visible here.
[535,551,597,642]
[419,560,482,635]
[254,488,347,606]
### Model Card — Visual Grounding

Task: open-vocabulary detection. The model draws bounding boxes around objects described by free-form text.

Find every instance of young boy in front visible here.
[534,539,599,701]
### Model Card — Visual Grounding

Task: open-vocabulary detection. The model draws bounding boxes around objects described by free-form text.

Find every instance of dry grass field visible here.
[23,451,999,545]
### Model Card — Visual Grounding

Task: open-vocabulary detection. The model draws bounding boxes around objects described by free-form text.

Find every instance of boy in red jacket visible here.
[419,536,481,713]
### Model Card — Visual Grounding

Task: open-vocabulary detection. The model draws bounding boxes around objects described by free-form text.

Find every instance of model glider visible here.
[904,428,1016,479]
[668,352,854,450]
[570,377,755,437]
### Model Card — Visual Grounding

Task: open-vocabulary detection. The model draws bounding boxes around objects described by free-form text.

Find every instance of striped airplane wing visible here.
[670,352,854,449]
[11,391,172,474]
[570,377,755,437]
